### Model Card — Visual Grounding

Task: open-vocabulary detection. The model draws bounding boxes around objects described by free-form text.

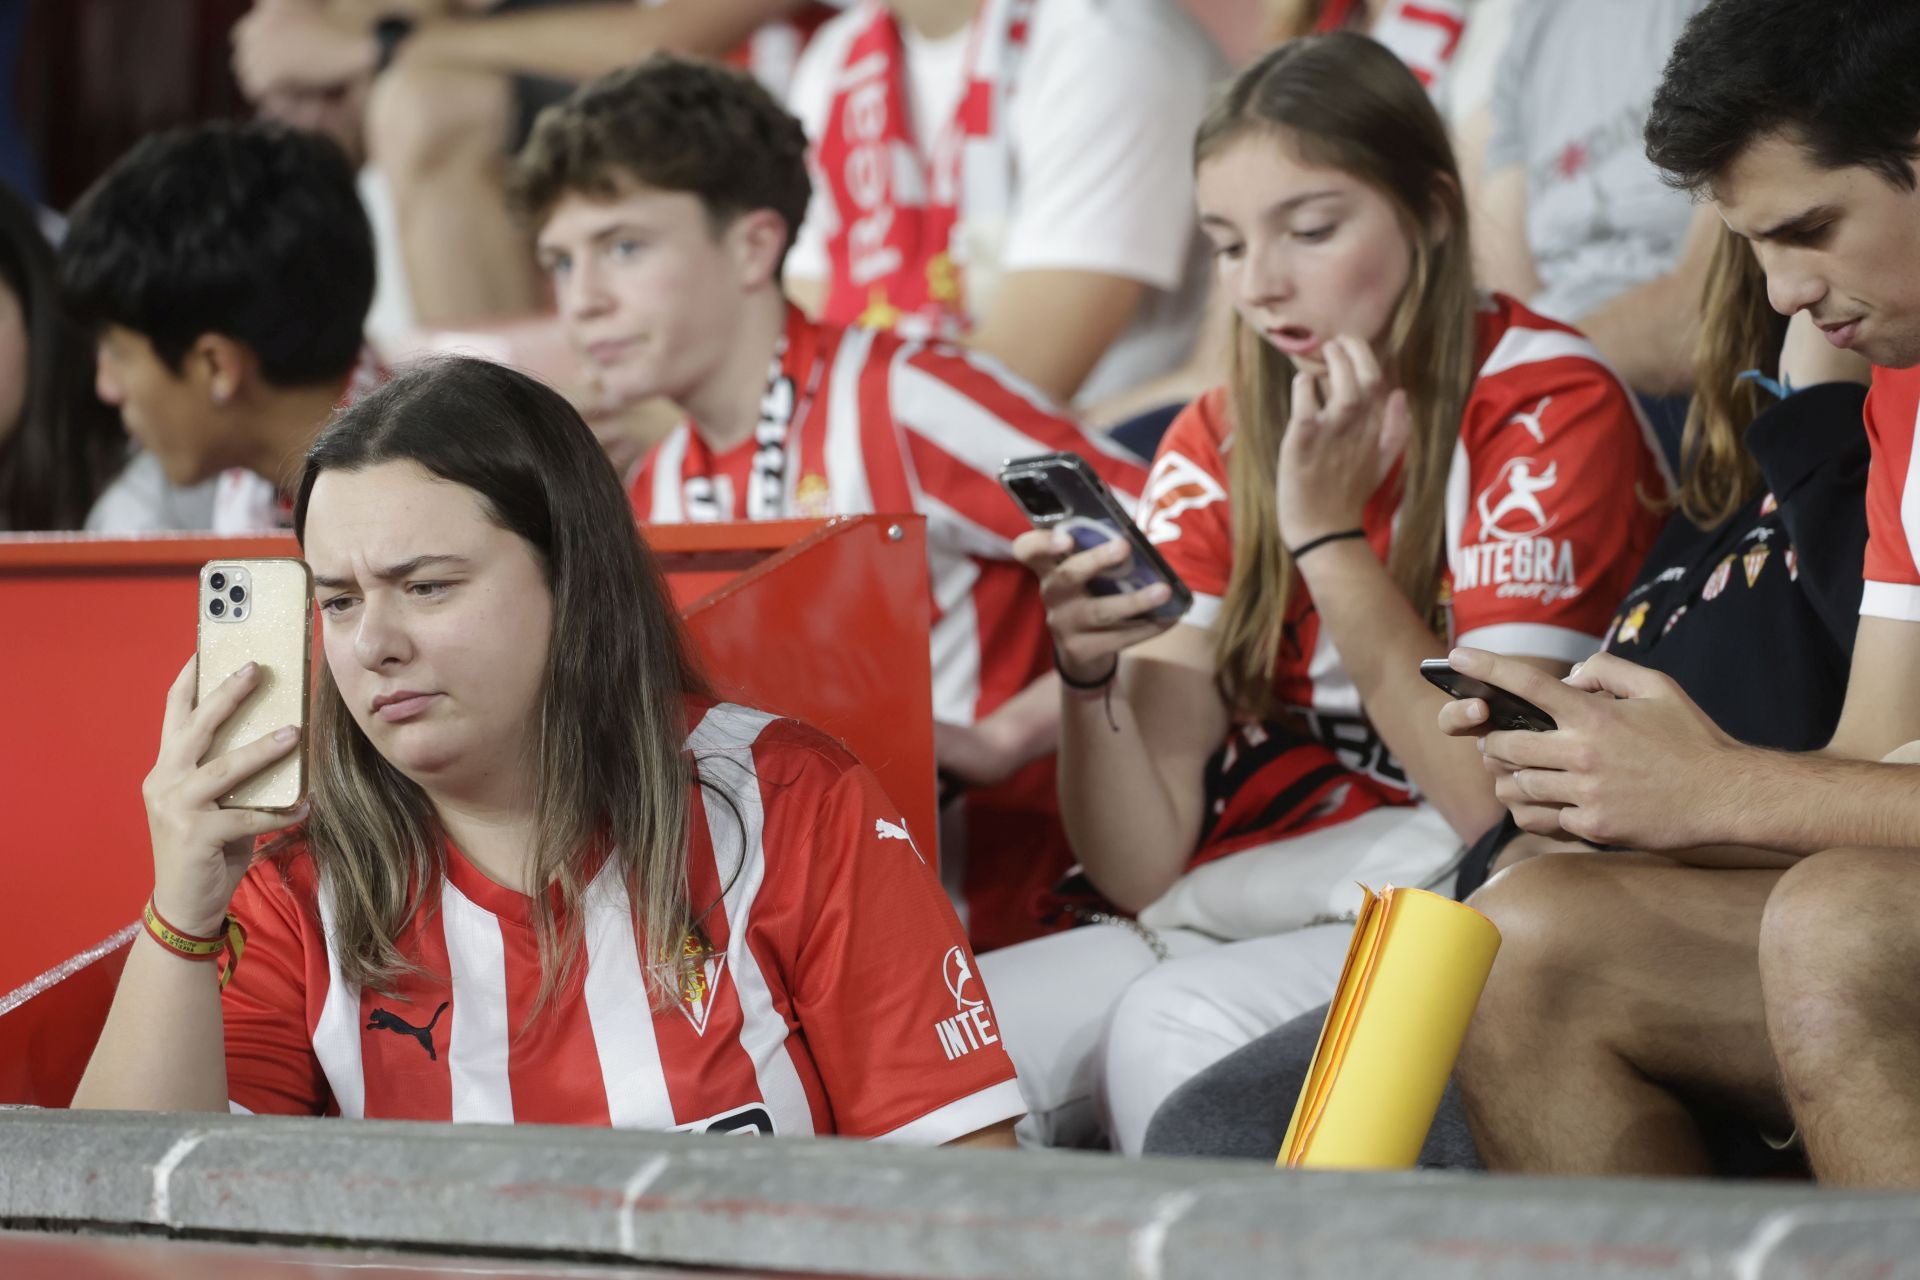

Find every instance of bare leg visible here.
[366,60,542,326]
[1456,853,1789,1174]
[1762,847,1920,1187]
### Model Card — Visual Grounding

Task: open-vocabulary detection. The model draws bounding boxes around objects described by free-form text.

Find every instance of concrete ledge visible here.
[5,1107,1920,1278]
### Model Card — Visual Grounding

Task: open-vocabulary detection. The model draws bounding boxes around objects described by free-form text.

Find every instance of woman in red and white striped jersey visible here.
[73,356,1021,1145]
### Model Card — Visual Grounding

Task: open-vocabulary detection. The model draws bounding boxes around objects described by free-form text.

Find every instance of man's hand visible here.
[1445,648,1753,851]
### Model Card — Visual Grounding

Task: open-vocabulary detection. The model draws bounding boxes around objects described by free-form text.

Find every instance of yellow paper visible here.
[1278,886,1501,1170]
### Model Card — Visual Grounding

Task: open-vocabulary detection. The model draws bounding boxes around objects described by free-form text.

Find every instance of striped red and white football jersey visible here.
[630,305,1146,729]
[1860,364,1920,622]
[629,307,1148,950]
[218,700,1023,1142]
[1140,292,1668,805]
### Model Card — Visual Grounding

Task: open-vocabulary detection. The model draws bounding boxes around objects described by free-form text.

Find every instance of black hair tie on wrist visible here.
[1288,528,1367,561]
[1054,649,1118,690]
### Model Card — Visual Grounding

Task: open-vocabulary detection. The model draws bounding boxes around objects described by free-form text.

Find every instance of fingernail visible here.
[1449,648,1472,668]
[274,725,299,744]
[1147,583,1171,600]
[241,661,259,676]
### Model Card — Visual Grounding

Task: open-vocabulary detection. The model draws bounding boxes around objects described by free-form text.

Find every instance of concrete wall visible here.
[5,1107,1920,1279]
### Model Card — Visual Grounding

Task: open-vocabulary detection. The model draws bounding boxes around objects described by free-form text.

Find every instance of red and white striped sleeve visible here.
[882,338,1149,551]
[753,721,1023,1143]
[1860,365,1920,621]
[220,851,330,1116]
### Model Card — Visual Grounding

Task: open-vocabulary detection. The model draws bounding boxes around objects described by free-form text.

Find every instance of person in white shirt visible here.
[782,0,1225,410]
[64,123,382,535]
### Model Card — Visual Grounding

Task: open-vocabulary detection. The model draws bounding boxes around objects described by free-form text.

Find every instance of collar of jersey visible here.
[439,837,614,928]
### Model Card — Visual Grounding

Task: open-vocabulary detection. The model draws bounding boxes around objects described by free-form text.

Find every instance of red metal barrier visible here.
[0,517,932,1106]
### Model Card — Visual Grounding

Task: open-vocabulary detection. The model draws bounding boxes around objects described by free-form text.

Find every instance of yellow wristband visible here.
[143,898,227,958]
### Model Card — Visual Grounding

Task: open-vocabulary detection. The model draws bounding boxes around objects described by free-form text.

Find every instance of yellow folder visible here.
[1278,885,1501,1169]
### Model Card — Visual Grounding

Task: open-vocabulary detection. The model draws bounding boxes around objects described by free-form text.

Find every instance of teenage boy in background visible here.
[515,56,1149,948]
[68,122,383,534]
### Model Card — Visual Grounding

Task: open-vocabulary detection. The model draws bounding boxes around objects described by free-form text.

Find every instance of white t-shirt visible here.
[784,0,1226,408]
[85,449,219,535]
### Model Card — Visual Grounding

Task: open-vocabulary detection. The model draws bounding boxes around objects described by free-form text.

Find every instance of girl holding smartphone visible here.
[981,32,1667,1153]
[74,356,1021,1147]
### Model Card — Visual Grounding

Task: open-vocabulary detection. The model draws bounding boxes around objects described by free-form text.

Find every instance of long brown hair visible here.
[1674,225,1784,528]
[1202,33,1479,719]
[290,356,714,1012]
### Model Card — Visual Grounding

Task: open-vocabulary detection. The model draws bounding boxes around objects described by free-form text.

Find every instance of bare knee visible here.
[1457,856,1631,1086]
[366,62,512,176]
[1762,849,1920,1058]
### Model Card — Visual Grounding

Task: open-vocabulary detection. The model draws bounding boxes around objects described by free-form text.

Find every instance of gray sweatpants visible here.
[1139,1000,1486,1168]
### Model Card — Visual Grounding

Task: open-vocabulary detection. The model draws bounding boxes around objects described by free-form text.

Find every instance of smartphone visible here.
[1418,658,1557,732]
[999,452,1193,624]
[195,558,314,810]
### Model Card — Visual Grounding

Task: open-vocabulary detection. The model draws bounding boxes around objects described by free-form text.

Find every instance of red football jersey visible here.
[218,700,1022,1142]
[1860,364,1920,621]
[1139,293,1668,801]
[630,305,1147,728]
[629,308,1148,950]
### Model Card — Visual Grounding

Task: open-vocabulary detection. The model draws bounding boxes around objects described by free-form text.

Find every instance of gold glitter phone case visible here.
[195,558,313,811]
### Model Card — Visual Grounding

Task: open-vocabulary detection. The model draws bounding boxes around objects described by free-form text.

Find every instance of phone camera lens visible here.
[209,598,227,618]
[1008,475,1065,518]
[230,585,246,604]
[209,571,227,591]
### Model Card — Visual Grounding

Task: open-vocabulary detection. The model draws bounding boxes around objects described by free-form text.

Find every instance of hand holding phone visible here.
[1002,453,1193,683]
[195,559,315,809]
[1419,657,1557,732]
[1000,453,1192,624]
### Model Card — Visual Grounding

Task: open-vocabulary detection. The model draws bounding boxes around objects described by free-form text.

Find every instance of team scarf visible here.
[679,308,824,522]
[816,0,1034,340]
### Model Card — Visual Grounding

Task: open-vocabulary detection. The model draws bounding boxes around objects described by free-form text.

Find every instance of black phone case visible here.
[1418,660,1558,731]
[998,452,1193,624]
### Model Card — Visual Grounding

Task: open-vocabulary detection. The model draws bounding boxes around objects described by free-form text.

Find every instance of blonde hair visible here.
[1200,34,1479,719]
[289,358,715,1016]
[1674,225,1784,529]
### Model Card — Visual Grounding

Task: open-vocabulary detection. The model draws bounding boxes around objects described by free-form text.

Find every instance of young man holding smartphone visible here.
[513,56,1148,948]
[1439,0,1920,1185]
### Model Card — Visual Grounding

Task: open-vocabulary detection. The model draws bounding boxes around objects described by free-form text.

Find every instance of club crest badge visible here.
[1703,555,1735,602]
[675,929,728,1037]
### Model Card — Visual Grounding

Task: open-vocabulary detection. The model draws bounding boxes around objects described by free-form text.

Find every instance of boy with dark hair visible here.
[68,121,383,534]
[1439,0,1920,1185]
[515,55,1148,951]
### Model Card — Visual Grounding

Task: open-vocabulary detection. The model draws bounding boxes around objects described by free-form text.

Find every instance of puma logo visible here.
[875,818,912,842]
[1507,396,1552,444]
[367,1001,450,1061]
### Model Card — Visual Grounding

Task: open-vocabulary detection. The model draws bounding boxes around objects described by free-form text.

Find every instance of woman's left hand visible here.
[1276,335,1411,550]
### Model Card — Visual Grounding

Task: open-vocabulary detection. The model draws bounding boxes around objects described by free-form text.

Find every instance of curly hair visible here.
[512,54,812,268]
